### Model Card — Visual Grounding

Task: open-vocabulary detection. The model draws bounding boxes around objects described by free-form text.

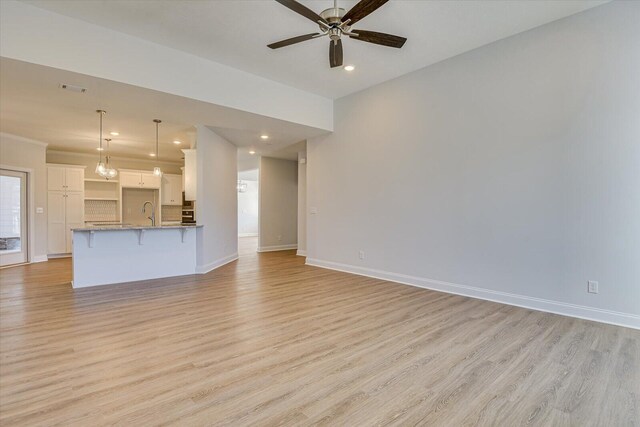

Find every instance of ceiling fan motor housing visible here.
[320,7,346,24]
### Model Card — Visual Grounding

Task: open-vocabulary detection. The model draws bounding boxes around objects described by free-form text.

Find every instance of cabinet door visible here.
[47,192,66,254]
[120,172,141,188]
[65,192,85,253]
[161,175,173,205]
[161,175,181,205]
[47,167,66,191]
[141,172,161,189]
[65,168,84,192]
[170,176,182,205]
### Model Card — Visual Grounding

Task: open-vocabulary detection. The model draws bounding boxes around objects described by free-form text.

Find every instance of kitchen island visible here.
[71,224,202,288]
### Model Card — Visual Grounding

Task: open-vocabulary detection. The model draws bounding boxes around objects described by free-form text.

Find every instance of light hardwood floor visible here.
[0,237,638,426]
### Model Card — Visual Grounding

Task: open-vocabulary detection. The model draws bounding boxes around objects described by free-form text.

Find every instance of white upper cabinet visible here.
[182,149,196,201]
[119,171,141,188]
[47,165,85,192]
[65,168,84,192]
[120,171,161,189]
[161,174,182,206]
[47,166,65,191]
[140,172,161,189]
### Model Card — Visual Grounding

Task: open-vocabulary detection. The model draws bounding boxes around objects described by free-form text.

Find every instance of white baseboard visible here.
[296,250,307,257]
[47,253,71,259]
[239,233,258,237]
[305,258,640,330]
[196,252,238,274]
[257,244,297,253]
[31,255,48,263]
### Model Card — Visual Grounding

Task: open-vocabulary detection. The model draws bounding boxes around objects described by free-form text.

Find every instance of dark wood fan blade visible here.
[342,0,389,26]
[335,39,343,67]
[268,33,321,49]
[349,30,406,48]
[330,39,344,68]
[275,0,328,25]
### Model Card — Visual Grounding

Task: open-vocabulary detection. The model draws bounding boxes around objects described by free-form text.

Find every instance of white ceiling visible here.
[0,58,325,163]
[24,0,609,99]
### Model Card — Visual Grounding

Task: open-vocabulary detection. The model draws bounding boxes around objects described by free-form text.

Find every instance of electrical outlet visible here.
[587,280,599,294]
[358,250,365,260]
[277,235,282,242]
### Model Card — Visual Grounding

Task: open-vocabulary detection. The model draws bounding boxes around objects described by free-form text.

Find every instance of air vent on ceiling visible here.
[59,83,87,93]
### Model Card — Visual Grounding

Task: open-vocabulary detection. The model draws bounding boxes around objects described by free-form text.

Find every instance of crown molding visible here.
[0,132,49,147]
[46,149,182,166]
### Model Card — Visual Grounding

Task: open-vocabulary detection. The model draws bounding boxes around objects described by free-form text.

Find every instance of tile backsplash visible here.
[162,205,182,222]
[85,199,118,222]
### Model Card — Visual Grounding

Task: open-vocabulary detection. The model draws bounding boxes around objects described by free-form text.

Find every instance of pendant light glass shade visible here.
[103,138,118,179]
[95,162,106,175]
[153,119,162,177]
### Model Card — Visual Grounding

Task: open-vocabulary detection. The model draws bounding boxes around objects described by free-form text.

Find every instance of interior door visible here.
[0,169,28,266]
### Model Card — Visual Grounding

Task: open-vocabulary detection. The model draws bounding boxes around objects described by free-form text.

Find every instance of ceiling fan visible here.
[268,0,407,68]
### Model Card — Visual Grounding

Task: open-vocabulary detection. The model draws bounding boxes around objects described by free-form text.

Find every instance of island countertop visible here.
[72,224,203,231]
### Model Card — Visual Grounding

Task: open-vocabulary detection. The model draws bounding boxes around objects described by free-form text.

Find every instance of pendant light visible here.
[104,138,118,179]
[95,110,107,176]
[152,119,162,177]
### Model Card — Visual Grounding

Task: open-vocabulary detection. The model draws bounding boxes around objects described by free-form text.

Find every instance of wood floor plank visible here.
[0,237,638,426]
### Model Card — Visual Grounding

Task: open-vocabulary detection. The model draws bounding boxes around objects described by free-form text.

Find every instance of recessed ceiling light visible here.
[173,140,181,145]
[344,65,355,71]
[249,150,256,155]
[96,147,104,151]
[110,131,119,136]
[260,135,269,140]
[59,83,87,93]
[149,153,156,157]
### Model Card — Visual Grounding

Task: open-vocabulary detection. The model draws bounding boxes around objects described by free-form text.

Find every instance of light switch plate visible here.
[588,280,599,294]
[36,207,44,214]
[310,207,318,214]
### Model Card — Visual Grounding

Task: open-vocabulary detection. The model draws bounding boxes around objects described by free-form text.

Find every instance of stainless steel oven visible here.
[182,192,195,224]
[182,209,195,224]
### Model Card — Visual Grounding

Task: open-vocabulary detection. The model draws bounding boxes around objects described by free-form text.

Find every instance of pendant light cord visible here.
[98,110,104,164]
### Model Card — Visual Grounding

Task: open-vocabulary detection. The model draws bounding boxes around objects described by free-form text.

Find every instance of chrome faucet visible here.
[142,201,156,226]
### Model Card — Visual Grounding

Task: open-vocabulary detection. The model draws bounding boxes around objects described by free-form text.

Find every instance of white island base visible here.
[72,225,202,288]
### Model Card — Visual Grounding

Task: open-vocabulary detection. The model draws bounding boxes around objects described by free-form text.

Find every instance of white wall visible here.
[307,2,640,328]
[297,151,307,256]
[238,180,259,237]
[259,157,298,251]
[195,126,238,273]
[0,133,48,262]
[0,1,332,132]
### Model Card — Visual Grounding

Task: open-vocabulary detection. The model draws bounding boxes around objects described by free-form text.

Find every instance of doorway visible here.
[0,169,28,267]
[238,168,259,255]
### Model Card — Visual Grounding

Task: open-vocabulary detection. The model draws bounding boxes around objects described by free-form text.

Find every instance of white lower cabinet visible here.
[47,165,85,254]
[47,191,84,254]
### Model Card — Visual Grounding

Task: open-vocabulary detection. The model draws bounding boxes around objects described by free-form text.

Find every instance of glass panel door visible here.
[0,169,28,266]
